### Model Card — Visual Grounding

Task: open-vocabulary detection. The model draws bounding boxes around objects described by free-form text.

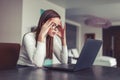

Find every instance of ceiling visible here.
[47,0,120,24]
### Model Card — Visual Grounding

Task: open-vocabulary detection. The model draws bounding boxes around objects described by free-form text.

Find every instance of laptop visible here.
[44,39,102,71]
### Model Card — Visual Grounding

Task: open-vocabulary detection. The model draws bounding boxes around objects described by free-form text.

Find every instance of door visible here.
[113,31,120,67]
[103,26,120,67]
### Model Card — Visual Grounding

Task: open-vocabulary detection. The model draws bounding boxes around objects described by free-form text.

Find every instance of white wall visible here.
[22,0,65,42]
[112,21,120,26]
[0,0,22,43]
[81,24,103,57]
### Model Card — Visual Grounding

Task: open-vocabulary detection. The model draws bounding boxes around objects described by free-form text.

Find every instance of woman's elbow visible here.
[32,59,44,67]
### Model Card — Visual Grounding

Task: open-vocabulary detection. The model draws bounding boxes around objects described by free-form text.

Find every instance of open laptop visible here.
[44,39,102,71]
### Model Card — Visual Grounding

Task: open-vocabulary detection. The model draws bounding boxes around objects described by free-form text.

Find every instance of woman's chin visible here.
[48,34,55,37]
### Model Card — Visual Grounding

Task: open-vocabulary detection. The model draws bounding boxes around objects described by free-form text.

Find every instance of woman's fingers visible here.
[39,20,54,38]
[43,20,53,28]
[42,20,55,34]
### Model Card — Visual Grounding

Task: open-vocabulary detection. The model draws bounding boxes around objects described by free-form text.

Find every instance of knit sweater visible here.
[17,32,68,67]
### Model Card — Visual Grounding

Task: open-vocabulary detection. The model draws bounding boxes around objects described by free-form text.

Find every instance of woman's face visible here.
[47,17,61,37]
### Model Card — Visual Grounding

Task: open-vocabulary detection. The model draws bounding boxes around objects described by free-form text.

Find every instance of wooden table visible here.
[0,66,120,80]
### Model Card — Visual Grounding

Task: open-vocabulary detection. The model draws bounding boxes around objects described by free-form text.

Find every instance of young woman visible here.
[17,9,68,67]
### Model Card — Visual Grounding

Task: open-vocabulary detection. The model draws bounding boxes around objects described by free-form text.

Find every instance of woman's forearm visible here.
[61,37,67,46]
[32,42,46,67]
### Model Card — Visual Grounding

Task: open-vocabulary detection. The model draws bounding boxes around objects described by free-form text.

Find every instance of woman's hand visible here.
[56,23,65,39]
[38,20,54,42]
[56,23,67,46]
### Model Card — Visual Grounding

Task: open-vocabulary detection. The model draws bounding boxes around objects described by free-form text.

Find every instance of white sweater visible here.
[17,32,68,67]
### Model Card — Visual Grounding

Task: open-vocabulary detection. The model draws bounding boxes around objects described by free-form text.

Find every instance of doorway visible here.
[103,26,120,67]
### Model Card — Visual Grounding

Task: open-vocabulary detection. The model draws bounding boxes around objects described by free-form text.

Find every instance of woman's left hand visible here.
[56,23,66,39]
[56,23,67,46]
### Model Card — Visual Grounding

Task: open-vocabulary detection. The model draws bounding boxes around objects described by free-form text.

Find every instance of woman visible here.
[17,9,68,67]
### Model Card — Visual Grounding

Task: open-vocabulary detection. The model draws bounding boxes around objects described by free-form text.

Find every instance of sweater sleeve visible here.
[23,33,46,67]
[53,36,68,64]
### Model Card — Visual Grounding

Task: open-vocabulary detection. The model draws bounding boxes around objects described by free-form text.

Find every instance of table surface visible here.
[0,66,120,80]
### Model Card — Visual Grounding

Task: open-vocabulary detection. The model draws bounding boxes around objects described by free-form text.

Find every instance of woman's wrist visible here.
[38,34,45,42]
[38,38,44,42]
[61,38,66,46]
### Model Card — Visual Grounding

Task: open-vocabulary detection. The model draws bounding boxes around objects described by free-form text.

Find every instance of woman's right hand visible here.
[38,20,54,42]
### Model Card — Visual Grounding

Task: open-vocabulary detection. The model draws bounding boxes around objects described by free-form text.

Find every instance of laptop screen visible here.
[74,39,102,71]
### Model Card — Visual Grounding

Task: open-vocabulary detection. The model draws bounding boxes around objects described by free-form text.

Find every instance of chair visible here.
[0,43,20,70]
[68,48,79,64]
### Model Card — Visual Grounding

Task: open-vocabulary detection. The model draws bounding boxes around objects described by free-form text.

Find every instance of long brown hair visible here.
[35,9,60,59]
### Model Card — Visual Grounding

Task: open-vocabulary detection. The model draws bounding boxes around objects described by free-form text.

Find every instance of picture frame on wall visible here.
[85,33,95,41]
